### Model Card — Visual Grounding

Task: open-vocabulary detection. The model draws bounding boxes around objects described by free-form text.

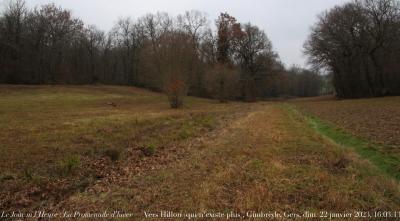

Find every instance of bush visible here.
[165,78,186,109]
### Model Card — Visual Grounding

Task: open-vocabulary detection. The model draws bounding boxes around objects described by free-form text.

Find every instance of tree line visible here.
[305,0,400,98]
[0,0,325,102]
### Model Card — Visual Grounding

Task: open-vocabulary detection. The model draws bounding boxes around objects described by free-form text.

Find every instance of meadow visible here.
[0,85,399,220]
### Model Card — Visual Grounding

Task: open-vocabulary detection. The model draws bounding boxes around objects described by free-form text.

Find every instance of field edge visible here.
[283,104,400,181]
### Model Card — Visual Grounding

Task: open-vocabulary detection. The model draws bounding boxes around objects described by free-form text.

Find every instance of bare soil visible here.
[291,96,400,149]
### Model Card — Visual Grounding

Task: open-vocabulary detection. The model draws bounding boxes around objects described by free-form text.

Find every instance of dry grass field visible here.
[0,86,399,220]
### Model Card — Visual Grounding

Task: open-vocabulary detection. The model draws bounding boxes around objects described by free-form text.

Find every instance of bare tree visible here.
[177,10,208,49]
[82,25,105,83]
[305,0,400,98]
[232,23,277,101]
[205,64,239,102]
[0,0,27,83]
[176,11,210,95]
[1,1,317,100]
[216,13,238,65]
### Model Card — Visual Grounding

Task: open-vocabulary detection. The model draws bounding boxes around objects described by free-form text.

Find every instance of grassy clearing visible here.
[285,104,400,181]
[1,86,399,219]
[0,85,244,212]
[58,104,399,220]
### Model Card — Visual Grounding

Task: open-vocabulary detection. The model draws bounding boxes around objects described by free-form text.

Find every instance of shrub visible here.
[165,78,186,109]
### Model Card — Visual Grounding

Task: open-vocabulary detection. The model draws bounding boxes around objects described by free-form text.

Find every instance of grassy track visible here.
[1,86,399,220]
[58,102,400,220]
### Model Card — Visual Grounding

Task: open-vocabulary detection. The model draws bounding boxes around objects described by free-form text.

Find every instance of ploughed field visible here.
[0,85,399,220]
[291,96,400,149]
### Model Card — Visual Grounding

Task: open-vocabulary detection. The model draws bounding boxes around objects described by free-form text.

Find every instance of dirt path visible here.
[55,104,400,220]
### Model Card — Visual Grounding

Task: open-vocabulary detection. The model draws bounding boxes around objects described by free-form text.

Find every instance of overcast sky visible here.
[3,0,349,67]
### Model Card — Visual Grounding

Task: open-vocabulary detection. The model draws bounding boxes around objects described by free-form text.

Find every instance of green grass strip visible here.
[283,104,400,181]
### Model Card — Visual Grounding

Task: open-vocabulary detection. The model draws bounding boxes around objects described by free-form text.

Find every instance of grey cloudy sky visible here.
[5,0,349,67]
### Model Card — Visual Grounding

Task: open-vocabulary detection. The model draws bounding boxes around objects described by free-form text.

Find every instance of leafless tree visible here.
[232,23,277,101]
[0,0,325,101]
[305,0,400,98]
